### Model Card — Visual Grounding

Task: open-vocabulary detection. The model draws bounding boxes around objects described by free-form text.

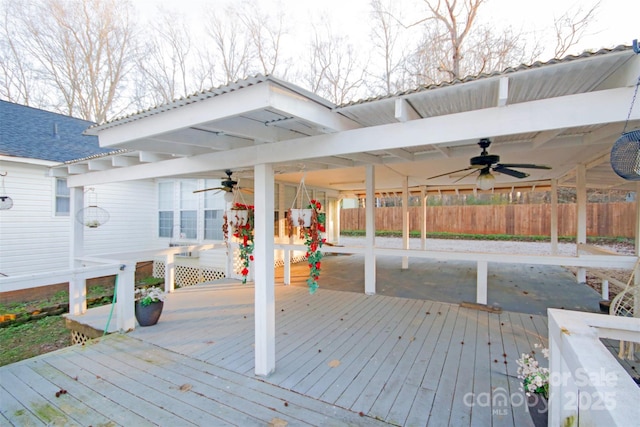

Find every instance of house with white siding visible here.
[0,100,161,278]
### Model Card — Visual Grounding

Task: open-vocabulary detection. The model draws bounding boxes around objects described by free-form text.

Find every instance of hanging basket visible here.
[0,173,12,210]
[226,208,249,228]
[290,208,313,227]
[611,130,640,181]
[75,188,110,228]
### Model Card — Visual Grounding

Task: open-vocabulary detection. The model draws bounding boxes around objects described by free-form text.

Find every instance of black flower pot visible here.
[527,394,548,427]
[135,301,163,326]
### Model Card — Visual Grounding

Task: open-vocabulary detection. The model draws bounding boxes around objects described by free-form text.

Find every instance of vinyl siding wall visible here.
[0,160,159,277]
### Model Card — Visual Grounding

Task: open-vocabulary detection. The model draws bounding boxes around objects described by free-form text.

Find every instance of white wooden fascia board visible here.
[96,83,272,147]
[582,122,625,145]
[68,86,638,187]
[394,98,421,122]
[497,76,509,107]
[268,83,361,132]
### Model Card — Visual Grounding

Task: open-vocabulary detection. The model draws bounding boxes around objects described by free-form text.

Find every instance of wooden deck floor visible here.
[0,282,564,426]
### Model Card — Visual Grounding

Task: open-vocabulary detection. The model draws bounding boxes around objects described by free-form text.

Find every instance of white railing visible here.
[275,243,637,304]
[548,309,640,426]
[0,244,217,332]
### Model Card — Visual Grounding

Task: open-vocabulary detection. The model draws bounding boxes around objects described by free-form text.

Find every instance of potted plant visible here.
[134,286,166,326]
[225,203,254,284]
[516,344,549,427]
[287,199,326,294]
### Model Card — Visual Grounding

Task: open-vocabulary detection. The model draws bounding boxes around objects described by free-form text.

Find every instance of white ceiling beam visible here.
[268,83,361,133]
[87,159,112,171]
[161,128,254,150]
[311,156,356,168]
[385,148,415,162]
[394,99,421,122]
[112,156,140,167]
[532,129,565,149]
[126,139,212,156]
[583,123,624,145]
[139,152,174,163]
[197,118,297,143]
[68,86,639,187]
[340,152,384,164]
[497,77,509,107]
[67,164,88,174]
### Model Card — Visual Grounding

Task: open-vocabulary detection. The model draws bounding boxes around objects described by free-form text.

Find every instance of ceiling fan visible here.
[426,138,551,190]
[193,169,253,198]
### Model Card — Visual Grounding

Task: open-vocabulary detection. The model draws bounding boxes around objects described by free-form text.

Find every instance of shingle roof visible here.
[0,100,115,162]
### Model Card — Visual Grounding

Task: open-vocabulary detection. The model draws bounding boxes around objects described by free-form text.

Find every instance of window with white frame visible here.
[55,178,70,216]
[158,181,174,238]
[203,179,225,240]
[180,180,198,239]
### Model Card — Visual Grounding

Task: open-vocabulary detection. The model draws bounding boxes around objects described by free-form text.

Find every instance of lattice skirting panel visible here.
[70,330,91,345]
[153,261,226,288]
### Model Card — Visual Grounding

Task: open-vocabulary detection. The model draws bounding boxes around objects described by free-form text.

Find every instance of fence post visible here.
[116,263,136,332]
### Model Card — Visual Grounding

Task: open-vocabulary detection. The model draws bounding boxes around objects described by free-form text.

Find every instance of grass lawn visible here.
[0,315,70,366]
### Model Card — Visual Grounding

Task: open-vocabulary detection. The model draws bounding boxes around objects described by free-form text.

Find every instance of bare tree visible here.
[413,0,486,80]
[553,1,600,57]
[0,0,137,122]
[369,0,411,94]
[303,20,367,105]
[135,7,192,107]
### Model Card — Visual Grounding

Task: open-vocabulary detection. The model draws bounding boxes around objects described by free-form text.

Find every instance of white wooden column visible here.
[333,198,341,245]
[402,176,409,269]
[254,163,276,376]
[68,186,86,315]
[165,252,175,292]
[635,183,640,311]
[550,179,559,255]
[365,164,376,295]
[116,262,136,331]
[576,164,587,283]
[477,260,488,305]
[420,187,427,250]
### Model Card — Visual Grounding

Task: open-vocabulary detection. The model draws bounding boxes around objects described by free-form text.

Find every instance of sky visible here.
[137,0,639,62]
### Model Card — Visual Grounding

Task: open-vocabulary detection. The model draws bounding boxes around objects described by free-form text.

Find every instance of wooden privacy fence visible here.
[340,202,636,237]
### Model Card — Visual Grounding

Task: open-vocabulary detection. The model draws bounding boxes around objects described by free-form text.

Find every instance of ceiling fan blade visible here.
[493,166,529,179]
[497,163,551,170]
[453,168,481,183]
[193,186,225,194]
[426,167,475,180]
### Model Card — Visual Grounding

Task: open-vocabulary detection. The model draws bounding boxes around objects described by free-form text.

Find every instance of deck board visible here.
[5,282,576,426]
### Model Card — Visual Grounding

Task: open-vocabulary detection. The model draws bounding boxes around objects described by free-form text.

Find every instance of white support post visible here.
[254,163,276,376]
[550,179,558,255]
[476,260,488,305]
[421,187,427,250]
[165,252,175,292]
[365,164,376,295]
[68,187,86,315]
[635,182,640,312]
[601,279,609,300]
[333,198,341,245]
[576,164,587,283]
[116,263,136,332]
[402,176,409,269]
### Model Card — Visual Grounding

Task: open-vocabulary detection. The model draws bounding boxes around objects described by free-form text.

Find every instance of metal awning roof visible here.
[56,46,640,195]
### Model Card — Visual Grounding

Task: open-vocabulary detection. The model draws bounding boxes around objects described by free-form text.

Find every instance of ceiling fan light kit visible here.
[476,169,496,190]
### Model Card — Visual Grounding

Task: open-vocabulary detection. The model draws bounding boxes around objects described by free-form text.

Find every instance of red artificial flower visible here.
[316,202,321,210]
[310,199,316,205]
[322,238,327,243]
[243,235,248,244]
[308,263,313,268]
[249,255,254,261]
[318,225,325,232]
[315,262,321,269]
[241,267,249,276]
